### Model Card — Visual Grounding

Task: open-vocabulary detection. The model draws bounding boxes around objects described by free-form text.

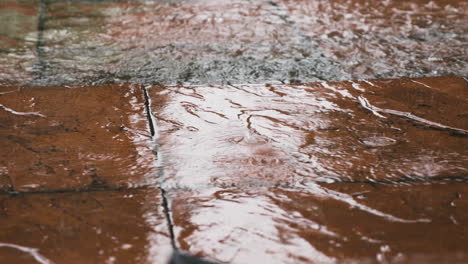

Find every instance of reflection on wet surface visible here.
[170,182,468,263]
[0,0,466,86]
[0,83,157,192]
[0,188,172,264]
[0,76,466,263]
[149,76,467,188]
[0,0,467,263]
[150,76,468,262]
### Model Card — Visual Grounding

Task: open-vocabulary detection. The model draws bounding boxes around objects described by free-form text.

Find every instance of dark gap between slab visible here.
[3,175,466,196]
[0,185,152,196]
[140,84,178,251]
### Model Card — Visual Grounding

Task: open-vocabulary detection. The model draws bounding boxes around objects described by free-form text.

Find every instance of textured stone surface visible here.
[32,0,346,86]
[278,0,468,79]
[0,188,172,264]
[0,83,157,192]
[0,0,38,86]
[148,76,467,188]
[1,0,466,86]
[169,182,468,263]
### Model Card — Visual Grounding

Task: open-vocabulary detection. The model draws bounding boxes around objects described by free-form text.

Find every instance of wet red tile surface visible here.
[170,182,468,263]
[0,1,466,262]
[0,83,158,192]
[0,188,172,264]
[148,76,467,188]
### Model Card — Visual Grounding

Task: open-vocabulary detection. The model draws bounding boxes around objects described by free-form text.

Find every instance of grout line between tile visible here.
[140,84,178,251]
[0,185,152,196]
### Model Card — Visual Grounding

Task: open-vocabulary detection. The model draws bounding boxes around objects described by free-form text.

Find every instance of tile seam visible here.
[140,84,178,251]
[0,185,153,196]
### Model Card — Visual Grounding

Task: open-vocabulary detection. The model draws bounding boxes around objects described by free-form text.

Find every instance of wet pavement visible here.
[169,183,468,263]
[149,76,467,188]
[0,0,466,86]
[2,76,467,263]
[0,83,157,192]
[151,76,468,263]
[0,189,172,264]
[1,0,468,263]
[0,83,172,263]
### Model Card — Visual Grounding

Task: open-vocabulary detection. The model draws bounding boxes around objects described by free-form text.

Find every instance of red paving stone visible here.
[147,76,468,262]
[170,182,468,263]
[0,83,172,263]
[0,83,157,192]
[148,76,467,188]
[0,188,172,264]
[147,75,468,263]
[0,75,466,263]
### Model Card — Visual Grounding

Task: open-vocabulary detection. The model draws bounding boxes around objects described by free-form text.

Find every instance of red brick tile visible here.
[148,76,467,187]
[170,182,468,263]
[0,188,172,264]
[0,83,157,192]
